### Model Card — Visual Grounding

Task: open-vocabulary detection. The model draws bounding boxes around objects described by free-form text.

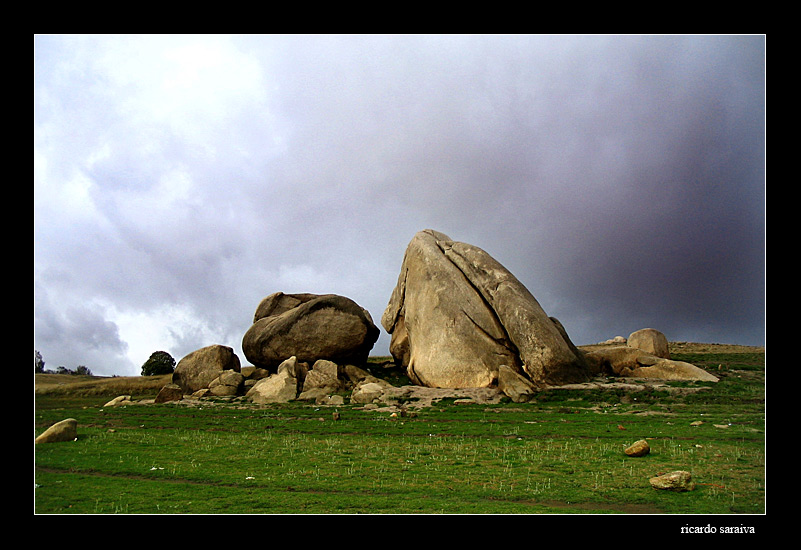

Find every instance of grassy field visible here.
[34,344,765,520]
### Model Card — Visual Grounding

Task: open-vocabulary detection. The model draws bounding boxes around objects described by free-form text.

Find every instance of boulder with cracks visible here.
[382,229,590,389]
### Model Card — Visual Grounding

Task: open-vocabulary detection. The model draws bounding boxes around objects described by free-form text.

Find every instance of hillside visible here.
[34,372,172,397]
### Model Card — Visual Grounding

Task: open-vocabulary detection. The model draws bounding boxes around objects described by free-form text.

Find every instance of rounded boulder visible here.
[172,344,241,394]
[628,328,670,359]
[242,293,379,370]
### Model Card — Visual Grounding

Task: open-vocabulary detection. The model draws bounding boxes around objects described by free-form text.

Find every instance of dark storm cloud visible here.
[529,36,766,345]
[34,34,765,375]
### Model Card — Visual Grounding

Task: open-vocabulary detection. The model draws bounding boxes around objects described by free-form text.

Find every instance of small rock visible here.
[155,383,184,403]
[624,439,651,457]
[325,395,345,406]
[498,365,538,402]
[297,386,335,404]
[343,364,373,384]
[351,381,385,404]
[35,418,78,444]
[246,359,299,404]
[208,370,245,396]
[649,470,695,491]
[104,395,132,407]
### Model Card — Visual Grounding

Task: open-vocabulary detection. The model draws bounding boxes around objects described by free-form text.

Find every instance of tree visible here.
[75,365,93,376]
[141,351,176,376]
[35,350,45,373]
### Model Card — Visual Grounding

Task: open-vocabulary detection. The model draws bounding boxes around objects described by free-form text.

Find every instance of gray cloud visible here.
[34,34,765,376]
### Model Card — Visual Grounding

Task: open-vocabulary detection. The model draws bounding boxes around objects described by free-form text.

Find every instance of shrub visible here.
[141,351,176,376]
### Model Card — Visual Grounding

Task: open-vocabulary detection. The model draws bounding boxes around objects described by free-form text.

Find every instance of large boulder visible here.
[628,328,670,359]
[172,345,241,394]
[382,230,590,388]
[242,292,379,370]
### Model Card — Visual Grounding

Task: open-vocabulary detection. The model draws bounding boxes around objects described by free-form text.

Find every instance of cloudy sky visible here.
[34,34,765,376]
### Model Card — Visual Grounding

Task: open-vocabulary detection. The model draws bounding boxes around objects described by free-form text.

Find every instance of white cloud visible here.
[110,302,225,375]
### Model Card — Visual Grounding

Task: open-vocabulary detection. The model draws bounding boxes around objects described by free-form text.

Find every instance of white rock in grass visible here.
[35,418,78,444]
[649,470,695,491]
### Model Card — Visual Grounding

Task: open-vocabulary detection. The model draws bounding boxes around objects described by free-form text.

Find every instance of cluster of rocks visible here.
[244,355,395,405]
[142,229,718,406]
[584,328,717,382]
[144,341,395,407]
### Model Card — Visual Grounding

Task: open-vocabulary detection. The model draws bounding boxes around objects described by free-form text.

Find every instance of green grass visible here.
[34,350,765,515]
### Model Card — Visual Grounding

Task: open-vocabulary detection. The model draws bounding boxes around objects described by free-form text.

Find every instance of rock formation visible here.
[172,344,241,394]
[242,292,379,370]
[583,345,718,382]
[382,229,590,389]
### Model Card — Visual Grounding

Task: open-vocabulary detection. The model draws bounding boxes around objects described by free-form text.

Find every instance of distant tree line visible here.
[35,350,93,376]
[34,349,176,377]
